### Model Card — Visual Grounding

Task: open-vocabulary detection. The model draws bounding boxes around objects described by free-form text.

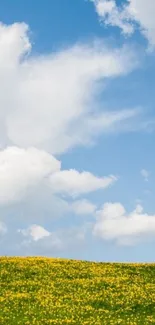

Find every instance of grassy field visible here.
[0,257,155,324]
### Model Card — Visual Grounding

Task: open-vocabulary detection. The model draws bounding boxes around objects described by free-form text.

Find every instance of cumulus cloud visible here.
[49,169,117,197]
[18,224,50,242]
[0,21,141,154]
[0,146,60,204]
[93,202,155,245]
[90,0,155,48]
[0,146,117,205]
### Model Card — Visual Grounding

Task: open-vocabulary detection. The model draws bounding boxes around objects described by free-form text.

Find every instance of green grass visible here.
[0,257,155,324]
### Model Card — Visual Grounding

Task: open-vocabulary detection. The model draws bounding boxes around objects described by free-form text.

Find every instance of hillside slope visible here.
[0,257,155,324]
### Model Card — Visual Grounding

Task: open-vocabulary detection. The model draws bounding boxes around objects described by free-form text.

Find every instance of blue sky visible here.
[0,0,155,262]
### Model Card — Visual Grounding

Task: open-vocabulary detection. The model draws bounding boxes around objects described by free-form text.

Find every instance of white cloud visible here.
[90,0,155,48]
[91,0,134,35]
[0,146,60,205]
[18,224,50,242]
[0,21,141,154]
[0,146,117,205]
[73,108,141,142]
[18,224,63,251]
[49,169,117,197]
[128,0,155,49]
[0,22,31,67]
[93,202,155,245]
[141,169,149,182]
[17,224,88,254]
[71,199,96,215]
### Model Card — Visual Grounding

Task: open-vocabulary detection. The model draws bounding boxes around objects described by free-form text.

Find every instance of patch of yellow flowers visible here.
[0,257,155,324]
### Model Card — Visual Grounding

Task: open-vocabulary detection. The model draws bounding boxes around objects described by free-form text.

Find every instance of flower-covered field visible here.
[0,257,155,324]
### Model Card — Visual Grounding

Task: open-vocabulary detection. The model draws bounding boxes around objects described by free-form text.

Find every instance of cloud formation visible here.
[0,19,154,256]
[17,224,88,255]
[93,202,155,245]
[49,169,117,197]
[0,146,116,205]
[91,0,155,48]
[0,21,140,154]
[0,147,60,204]
[18,224,51,242]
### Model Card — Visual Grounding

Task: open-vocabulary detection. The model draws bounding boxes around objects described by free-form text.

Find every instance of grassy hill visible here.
[0,257,155,324]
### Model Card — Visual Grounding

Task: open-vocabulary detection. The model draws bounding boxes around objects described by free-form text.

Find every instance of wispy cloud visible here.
[141,169,149,182]
[90,0,155,49]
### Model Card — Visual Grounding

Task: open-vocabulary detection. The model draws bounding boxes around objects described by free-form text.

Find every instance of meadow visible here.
[0,257,155,324]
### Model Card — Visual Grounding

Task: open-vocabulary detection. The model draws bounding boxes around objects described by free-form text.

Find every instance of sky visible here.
[0,0,155,262]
